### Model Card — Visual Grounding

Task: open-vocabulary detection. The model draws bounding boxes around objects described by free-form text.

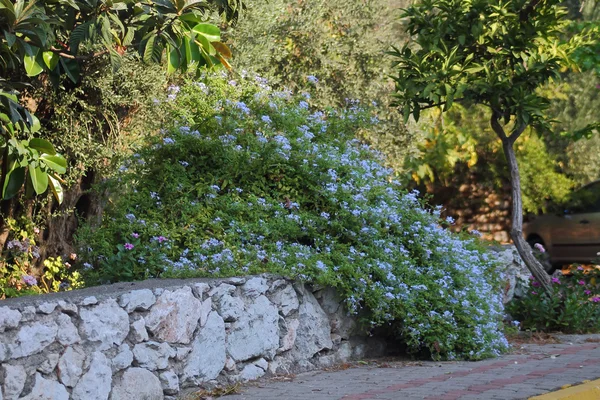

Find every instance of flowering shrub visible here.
[0,219,83,298]
[507,267,600,333]
[76,73,507,360]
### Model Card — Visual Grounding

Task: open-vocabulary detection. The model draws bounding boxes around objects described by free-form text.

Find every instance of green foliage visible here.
[405,104,573,214]
[507,267,600,333]
[0,0,235,203]
[390,0,579,129]
[76,74,508,360]
[224,0,417,174]
[0,218,82,298]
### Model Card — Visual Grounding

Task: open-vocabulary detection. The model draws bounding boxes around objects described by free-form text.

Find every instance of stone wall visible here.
[0,275,385,400]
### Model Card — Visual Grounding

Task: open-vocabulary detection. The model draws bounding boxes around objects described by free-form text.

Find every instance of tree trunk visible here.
[501,138,553,294]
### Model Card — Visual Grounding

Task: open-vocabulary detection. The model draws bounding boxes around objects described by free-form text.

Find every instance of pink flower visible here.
[585,290,592,295]
[552,277,561,284]
[124,243,134,250]
[531,291,538,295]
[578,266,585,271]
[157,236,167,243]
[132,233,140,238]
[532,281,541,287]
[578,280,586,285]
[592,297,600,303]
[534,243,545,253]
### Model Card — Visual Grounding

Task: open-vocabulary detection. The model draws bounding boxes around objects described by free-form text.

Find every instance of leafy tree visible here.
[390,0,597,293]
[0,0,234,204]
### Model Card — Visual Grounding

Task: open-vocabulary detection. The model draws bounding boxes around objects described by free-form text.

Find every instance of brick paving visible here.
[223,338,600,400]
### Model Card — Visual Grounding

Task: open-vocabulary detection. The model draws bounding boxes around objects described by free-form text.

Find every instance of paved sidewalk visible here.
[224,337,600,400]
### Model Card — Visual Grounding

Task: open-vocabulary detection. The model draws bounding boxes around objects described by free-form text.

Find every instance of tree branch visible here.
[490,112,508,141]
[50,47,109,60]
[417,98,465,111]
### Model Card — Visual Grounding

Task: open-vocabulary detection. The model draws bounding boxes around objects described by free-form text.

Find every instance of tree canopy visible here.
[390,0,598,293]
[0,0,235,202]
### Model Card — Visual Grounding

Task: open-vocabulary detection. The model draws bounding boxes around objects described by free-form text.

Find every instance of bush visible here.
[507,267,600,333]
[76,73,508,360]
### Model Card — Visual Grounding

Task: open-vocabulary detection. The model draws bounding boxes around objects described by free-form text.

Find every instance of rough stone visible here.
[8,320,58,358]
[57,301,78,315]
[223,277,246,285]
[0,343,6,362]
[238,364,265,381]
[119,289,156,313]
[131,317,149,343]
[270,284,299,317]
[199,298,212,327]
[242,277,269,298]
[278,318,299,353]
[159,370,179,395]
[211,284,244,322]
[175,347,191,361]
[2,364,26,399]
[37,353,59,374]
[145,286,202,344]
[192,282,210,299]
[57,313,80,345]
[81,296,98,306]
[112,345,133,371]
[80,299,129,350]
[133,342,176,371]
[58,346,86,388]
[38,302,57,314]
[0,307,21,332]
[182,311,226,385]
[316,288,355,338]
[254,358,268,371]
[227,295,279,361]
[72,352,112,400]
[110,368,163,400]
[224,357,236,371]
[19,306,36,322]
[493,245,530,303]
[293,287,333,359]
[20,373,69,400]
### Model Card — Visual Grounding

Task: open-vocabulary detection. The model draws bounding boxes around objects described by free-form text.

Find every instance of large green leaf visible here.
[192,23,220,42]
[60,58,80,83]
[42,51,59,70]
[48,174,64,204]
[24,49,44,77]
[2,165,25,200]
[40,154,67,174]
[29,138,55,154]
[29,164,49,195]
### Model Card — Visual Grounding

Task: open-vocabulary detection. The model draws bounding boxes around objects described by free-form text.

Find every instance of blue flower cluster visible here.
[84,73,507,360]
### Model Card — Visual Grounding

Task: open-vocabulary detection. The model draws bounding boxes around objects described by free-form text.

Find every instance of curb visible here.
[530,379,600,400]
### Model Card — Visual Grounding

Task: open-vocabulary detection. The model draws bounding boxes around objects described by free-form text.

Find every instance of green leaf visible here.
[42,51,59,70]
[30,114,41,133]
[143,34,156,63]
[412,103,420,122]
[29,165,49,195]
[192,23,220,42]
[60,58,80,83]
[24,49,44,77]
[29,138,55,154]
[40,154,67,174]
[167,47,181,73]
[2,165,25,200]
[48,174,64,204]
